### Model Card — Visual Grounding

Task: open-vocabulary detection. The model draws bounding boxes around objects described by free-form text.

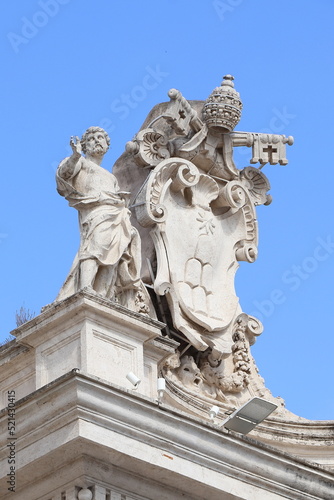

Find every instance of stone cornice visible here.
[11,290,165,345]
[1,371,333,499]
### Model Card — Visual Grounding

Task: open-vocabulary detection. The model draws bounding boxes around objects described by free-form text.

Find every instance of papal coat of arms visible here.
[113,75,293,403]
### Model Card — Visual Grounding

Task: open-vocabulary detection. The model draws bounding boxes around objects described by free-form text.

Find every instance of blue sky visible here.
[2,0,334,420]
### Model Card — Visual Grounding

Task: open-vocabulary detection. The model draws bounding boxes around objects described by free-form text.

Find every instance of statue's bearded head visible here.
[81,127,111,157]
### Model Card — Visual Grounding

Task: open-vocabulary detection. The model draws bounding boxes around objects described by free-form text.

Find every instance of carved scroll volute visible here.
[213,178,258,264]
[235,313,263,346]
[133,158,200,228]
[235,242,258,263]
[216,180,247,209]
[234,191,258,263]
[232,166,272,263]
[126,128,170,168]
[230,181,258,263]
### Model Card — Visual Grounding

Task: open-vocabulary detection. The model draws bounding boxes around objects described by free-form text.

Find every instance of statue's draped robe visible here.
[56,156,141,300]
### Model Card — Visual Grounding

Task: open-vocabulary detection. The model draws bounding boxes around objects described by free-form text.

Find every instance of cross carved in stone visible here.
[262,145,278,164]
[179,109,186,119]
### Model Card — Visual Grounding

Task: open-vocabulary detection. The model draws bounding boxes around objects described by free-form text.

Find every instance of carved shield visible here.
[134,158,259,352]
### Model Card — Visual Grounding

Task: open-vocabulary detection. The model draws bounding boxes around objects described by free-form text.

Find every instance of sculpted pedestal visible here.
[1,291,171,406]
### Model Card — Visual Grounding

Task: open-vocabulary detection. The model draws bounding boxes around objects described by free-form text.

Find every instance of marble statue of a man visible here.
[56,127,146,309]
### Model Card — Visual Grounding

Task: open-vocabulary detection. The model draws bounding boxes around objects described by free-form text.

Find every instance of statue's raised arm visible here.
[55,126,153,316]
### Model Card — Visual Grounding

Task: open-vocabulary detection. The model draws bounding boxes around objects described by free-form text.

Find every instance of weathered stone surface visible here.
[0,371,333,499]
[55,127,153,316]
[113,76,293,408]
[3,291,168,402]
